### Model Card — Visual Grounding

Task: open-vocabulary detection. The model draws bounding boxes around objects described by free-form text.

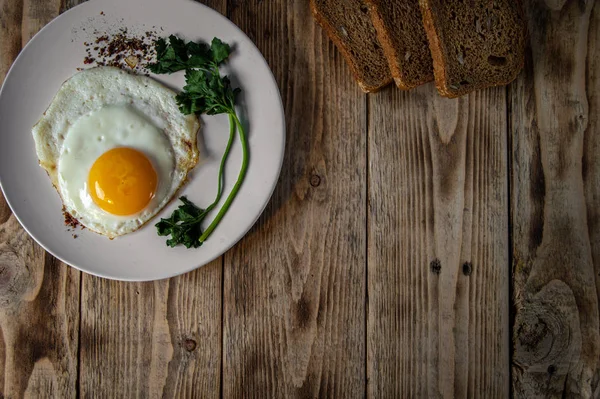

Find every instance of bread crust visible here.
[310,0,392,93]
[419,0,451,95]
[419,0,526,98]
[365,0,433,90]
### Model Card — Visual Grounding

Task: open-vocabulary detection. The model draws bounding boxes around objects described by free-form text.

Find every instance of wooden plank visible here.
[60,0,86,13]
[79,260,222,398]
[586,9,600,396]
[367,83,509,397]
[511,0,599,397]
[0,1,80,398]
[0,0,22,82]
[0,246,80,399]
[222,0,367,396]
[78,1,226,398]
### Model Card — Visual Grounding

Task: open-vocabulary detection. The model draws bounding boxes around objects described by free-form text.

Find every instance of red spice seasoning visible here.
[63,210,80,229]
[82,28,159,74]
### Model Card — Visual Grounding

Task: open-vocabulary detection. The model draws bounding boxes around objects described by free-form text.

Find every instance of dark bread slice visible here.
[310,0,393,92]
[420,0,526,98]
[365,0,434,90]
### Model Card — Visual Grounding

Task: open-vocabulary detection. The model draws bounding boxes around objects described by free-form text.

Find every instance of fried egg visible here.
[32,66,200,238]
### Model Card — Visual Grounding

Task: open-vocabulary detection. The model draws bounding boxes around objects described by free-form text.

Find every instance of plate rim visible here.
[0,0,285,281]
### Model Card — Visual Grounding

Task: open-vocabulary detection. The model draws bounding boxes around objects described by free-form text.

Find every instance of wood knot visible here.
[518,317,550,349]
[0,259,14,287]
[309,174,321,187]
[430,259,441,274]
[513,280,579,371]
[184,338,197,352]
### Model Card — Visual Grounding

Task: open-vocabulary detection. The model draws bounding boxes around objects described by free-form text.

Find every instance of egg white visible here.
[32,66,200,238]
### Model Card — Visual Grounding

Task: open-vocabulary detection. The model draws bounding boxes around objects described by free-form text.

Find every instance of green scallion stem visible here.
[199,111,249,242]
[203,113,236,214]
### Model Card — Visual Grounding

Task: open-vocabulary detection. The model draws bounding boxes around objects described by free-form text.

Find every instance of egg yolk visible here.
[88,148,157,216]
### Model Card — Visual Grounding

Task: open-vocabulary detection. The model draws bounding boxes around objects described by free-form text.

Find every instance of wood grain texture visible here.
[222,0,367,397]
[2,0,599,397]
[586,10,600,399]
[0,1,80,398]
[368,83,509,398]
[78,2,226,398]
[60,0,86,13]
[0,0,22,83]
[0,246,79,399]
[511,0,600,397]
[79,260,222,398]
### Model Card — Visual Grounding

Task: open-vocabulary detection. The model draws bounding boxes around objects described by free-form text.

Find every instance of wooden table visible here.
[0,0,598,397]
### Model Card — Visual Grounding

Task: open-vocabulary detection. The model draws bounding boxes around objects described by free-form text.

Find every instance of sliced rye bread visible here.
[365,0,434,90]
[310,0,393,92]
[420,0,526,98]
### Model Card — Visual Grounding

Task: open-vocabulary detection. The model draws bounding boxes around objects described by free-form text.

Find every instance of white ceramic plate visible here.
[0,0,284,281]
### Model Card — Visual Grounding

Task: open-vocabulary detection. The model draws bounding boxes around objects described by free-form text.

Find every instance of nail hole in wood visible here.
[463,262,472,276]
[548,364,556,375]
[430,259,441,274]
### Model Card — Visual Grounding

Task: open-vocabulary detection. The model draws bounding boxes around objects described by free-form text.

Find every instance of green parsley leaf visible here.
[148,35,218,74]
[155,197,207,248]
[147,36,190,73]
[210,37,231,65]
[150,36,249,248]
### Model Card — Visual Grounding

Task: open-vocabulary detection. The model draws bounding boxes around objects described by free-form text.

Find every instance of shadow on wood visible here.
[511,0,600,397]
[368,81,509,397]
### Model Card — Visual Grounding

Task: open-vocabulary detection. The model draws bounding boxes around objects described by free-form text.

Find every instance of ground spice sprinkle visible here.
[82,27,159,74]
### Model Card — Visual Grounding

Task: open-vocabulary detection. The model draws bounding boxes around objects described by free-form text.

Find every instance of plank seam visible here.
[506,82,514,399]
[220,256,225,399]
[365,93,370,399]
[76,271,82,399]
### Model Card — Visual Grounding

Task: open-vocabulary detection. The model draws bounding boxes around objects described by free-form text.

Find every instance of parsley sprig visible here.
[151,35,249,248]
